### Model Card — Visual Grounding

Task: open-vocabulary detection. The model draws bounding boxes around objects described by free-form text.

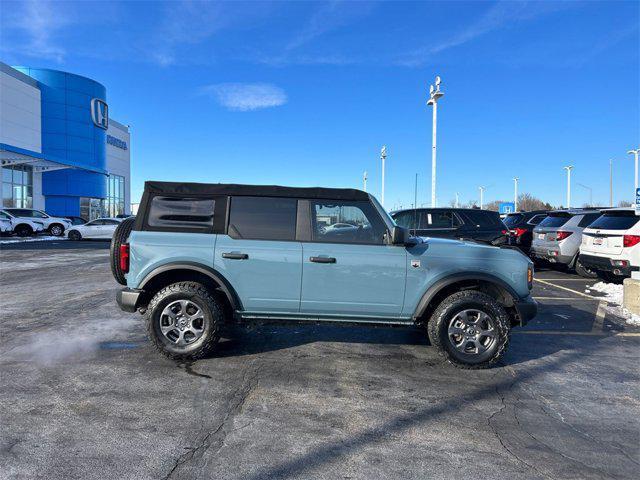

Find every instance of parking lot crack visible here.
[163,361,261,480]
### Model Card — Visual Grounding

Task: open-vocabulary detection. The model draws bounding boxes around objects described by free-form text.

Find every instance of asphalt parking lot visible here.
[1,242,639,479]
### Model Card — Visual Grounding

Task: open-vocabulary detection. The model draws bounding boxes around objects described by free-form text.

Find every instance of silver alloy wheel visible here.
[159,299,206,347]
[50,225,63,236]
[447,309,497,355]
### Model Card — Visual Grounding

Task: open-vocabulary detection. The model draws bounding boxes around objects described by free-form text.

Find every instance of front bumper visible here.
[117,288,143,313]
[513,295,537,326]
[579,254,638,277]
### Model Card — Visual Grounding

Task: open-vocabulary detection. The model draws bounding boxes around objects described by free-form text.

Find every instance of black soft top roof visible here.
[144,181,370,201]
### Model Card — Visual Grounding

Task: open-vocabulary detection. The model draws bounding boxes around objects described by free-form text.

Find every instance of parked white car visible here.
[66,218,122,240]
[0,209,45,237]
[0,212,13,234]
[579,208,640,282]
[3,208,72,236]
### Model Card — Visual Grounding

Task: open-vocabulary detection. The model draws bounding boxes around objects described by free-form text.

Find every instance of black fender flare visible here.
[138,262,243,311]
[412,272,520,320]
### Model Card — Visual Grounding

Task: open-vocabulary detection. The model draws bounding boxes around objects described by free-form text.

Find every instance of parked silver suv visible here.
[530,209,602,278]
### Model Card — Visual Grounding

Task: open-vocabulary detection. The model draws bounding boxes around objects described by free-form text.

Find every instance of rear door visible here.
[214,196,302,314]
[101,219,121,239]
[300,199,406,318]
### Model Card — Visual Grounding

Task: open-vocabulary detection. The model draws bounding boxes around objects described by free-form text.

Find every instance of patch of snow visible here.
[0,235,67,244]
[586,281,640,326]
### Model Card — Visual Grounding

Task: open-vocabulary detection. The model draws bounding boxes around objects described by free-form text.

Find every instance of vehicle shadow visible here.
[212,302,613,367]
[0,240,110,251]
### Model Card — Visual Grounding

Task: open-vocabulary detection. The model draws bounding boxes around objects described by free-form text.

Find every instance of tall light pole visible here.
[380,146,387,207]
[479,186,486,209]
[578,183,593,207]
[455,192,459,208]
[427,75,444,207]
[609,159,613,207]
[628,148,640,192]
[363,171,368,192]
[513,177,519,211]
[564,165,573,208]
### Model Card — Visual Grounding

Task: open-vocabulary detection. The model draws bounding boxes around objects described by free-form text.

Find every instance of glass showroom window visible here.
[80,197,105,221]
[106,174,125,217]
[2,165,33,208]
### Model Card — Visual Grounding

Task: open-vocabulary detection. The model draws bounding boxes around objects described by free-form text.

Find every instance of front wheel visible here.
[49,224,64,236]
[145,282,223,361]
[68,230,82,241]
[427,290,510,369]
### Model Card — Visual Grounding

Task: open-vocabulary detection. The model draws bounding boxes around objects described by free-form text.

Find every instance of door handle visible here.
[309,256,336,264]
[222,252,249,260]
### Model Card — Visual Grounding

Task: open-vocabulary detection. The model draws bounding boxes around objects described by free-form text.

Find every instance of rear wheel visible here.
[575,258,598,279]
[15,224,33,237]
[427,290,510,369]
[145,282,222,361]
[596,271,625,284]
[110,217,136,285]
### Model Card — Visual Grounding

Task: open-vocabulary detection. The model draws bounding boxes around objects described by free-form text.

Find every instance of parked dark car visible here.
[391,208,509,245]
[65,216,88,226]
[503,210,548,254]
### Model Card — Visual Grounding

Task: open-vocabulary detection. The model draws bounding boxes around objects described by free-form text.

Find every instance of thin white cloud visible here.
[199,83,287,111]
[398,0,573,67]
[0,0,72,63]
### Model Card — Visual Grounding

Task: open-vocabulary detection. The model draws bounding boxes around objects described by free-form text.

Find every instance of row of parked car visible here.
[0,207,126,240]
[391,206,640,282]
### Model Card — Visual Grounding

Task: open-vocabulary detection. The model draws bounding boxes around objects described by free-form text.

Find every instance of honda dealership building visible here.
[0,62,130,220]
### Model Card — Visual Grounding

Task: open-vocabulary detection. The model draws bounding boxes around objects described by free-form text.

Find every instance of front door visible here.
[214,196,302,314]
[300,200,407,319]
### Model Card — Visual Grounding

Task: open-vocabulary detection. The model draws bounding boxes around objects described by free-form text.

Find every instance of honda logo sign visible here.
[91,98,109,130]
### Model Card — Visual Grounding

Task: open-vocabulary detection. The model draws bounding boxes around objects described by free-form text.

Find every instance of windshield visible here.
[369,194,396,231]
[538,214,571,228]
[503,214,523,227]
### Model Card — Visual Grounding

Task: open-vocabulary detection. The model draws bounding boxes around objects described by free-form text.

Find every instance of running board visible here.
[235,312,415,327]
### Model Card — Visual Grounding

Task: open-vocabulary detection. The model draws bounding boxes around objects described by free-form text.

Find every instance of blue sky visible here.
[1,0,638,209]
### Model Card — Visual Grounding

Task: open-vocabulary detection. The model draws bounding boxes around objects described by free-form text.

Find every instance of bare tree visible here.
[618,200,632,207]
[518,193,552,211]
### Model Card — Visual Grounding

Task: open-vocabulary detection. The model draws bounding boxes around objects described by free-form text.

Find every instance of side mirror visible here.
[390,226,409,245]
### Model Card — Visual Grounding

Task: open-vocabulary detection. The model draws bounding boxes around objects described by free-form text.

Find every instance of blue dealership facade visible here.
[0,62,130,220]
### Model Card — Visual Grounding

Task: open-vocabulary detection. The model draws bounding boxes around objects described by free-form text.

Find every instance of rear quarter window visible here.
[147,196,215,231]
[588,214,639,231]
[577,213,601,228]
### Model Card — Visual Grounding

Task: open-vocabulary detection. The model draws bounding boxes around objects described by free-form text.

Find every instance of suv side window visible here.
[147,196,216,232]
[393,211,418,229]
[228,196,297,241]
[311,200,386,244]
[422,211,460,229]
[528,214,546,225]
[578,213,600,228]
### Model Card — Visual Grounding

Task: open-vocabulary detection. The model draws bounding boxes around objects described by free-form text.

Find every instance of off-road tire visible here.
[49,223,64,236]
[15,224,33,237]
[145,282,222,361]
[427,290,510,369]
[68,230,82,241]
[110,217,135,285]
[575,258,598,279]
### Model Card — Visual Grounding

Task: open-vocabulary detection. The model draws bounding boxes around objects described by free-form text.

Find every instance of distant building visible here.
[0,62,130,220]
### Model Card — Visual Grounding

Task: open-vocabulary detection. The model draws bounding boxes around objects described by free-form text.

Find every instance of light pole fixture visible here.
[455,192,459,208]
[609,159,613,207]
[513,177,519,211]
[578,183,593,207]
[363,171,368,192]
[427,75,444,207]
[380,146,387,207]
[628,148,640,192]
[478,186,486,209]
[564,165,573,208]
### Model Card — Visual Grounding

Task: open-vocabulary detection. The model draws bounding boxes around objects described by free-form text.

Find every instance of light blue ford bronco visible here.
[112,182,536,368]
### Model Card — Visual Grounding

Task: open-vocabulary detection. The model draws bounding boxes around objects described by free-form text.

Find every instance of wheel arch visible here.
[138,262,243,314]
[413,273,519,324]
